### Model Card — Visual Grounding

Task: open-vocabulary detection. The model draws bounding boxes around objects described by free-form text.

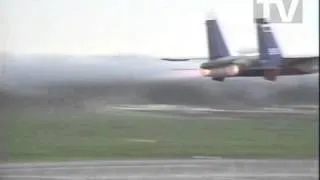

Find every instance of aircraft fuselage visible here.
[200,56,318,81]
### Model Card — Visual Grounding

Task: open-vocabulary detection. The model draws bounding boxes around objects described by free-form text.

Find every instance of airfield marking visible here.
[1,164,206,171]
[2,173,318,180]
[125,138,158,143]
[97,104,318,115]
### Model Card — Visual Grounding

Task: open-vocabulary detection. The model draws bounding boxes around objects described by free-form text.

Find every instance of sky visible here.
[0,0,319,57]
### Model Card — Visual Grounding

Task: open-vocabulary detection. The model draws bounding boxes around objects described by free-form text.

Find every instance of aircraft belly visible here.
[237,69,265,77]
[282,60,318,75]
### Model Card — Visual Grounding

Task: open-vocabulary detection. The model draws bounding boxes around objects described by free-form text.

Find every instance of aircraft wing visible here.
[161,57,208,61]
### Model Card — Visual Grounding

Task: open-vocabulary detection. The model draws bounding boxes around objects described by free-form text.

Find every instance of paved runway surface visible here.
[88,104,318,120]
[0,159,318,180]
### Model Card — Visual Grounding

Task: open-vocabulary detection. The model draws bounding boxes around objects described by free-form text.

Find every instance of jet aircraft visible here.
[161,17,319,81]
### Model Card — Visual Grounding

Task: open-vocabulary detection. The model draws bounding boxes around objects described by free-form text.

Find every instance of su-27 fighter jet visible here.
[161,17,319,81]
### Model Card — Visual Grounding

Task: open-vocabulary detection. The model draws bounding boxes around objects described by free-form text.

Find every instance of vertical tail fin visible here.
[206,16,230,60]
[256,18,283,68]
[256,18,283,81]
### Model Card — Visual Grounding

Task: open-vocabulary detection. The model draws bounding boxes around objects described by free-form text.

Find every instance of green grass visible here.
[4,111,318,162]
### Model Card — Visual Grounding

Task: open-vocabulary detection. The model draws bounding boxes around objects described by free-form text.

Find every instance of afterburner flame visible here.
[199,69,212,76]
[226,65,240,76]
[199,65,240,78]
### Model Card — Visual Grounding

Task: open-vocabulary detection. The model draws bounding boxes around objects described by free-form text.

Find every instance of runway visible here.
[0,159,317,180]
[87,103,318,120]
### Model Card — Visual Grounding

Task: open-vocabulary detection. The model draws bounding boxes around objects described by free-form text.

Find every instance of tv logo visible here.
[254,0,303,23]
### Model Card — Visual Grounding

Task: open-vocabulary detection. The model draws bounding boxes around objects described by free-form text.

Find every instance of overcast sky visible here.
[0,0,318,57]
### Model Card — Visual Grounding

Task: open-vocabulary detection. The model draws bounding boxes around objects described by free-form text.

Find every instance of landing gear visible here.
[212,77,225,82]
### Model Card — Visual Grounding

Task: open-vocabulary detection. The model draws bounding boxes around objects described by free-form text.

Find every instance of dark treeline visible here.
[1,76,318,111]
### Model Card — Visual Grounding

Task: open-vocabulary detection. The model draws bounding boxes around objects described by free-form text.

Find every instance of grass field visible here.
[3,110,318,162]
